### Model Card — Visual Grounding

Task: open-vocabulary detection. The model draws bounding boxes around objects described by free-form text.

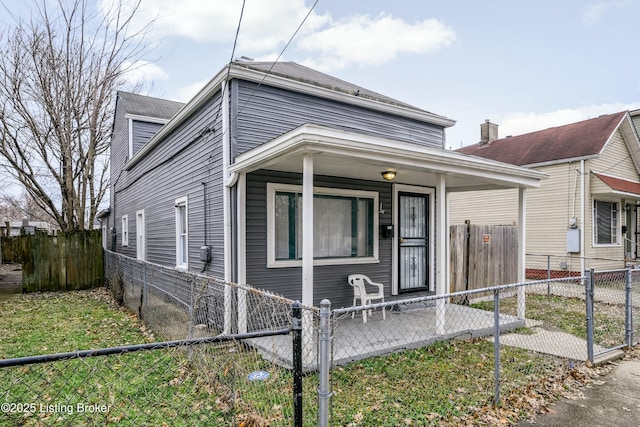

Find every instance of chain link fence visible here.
[526,254,629,280]
[0,330,310,426]
[3,250,639,426]
[103,250,314,350]
[321,271,638,426]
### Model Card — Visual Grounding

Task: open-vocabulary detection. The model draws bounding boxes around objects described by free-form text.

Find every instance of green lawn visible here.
[0,288,605,426]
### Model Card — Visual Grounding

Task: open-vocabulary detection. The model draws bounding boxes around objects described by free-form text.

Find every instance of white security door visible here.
[398,193,429,291]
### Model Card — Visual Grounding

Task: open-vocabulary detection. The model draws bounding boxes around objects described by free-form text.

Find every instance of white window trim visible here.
[121,215,129,247]
[136,209,146,261]
[175,196,189,270]
[127,118,133,160]
[592,199,620,247]
[266,183,379,268]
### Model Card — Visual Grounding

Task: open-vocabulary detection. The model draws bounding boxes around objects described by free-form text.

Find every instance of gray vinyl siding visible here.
[245,170,393,309]
[113,93,225,277]
[109,98,130,246]
[232,80,445,157]
[131,120,163,157]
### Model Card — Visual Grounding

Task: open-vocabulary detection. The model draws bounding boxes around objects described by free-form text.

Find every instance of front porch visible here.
[229,124,547,318]
[246,302,525,371]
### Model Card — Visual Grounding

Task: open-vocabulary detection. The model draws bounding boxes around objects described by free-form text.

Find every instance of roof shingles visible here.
[457,112,627,166]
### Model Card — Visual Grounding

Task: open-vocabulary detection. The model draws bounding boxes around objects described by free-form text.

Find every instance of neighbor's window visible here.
[175,197,188,268]
[267,183,378,267]
[593,200,618,245]
[121,215,128,247]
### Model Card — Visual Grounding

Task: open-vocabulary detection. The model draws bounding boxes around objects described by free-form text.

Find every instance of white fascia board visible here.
[229,124,547,188]
[123,114,171,125]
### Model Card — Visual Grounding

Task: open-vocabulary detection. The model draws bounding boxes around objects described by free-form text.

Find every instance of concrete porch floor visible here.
[246,303,526,372]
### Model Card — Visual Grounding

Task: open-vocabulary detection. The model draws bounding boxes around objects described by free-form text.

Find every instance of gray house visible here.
[104,60,545,318]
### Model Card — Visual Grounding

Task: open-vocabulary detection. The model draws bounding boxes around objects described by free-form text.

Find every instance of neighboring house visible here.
[452,111,640,274]
[102,60,545,314]
[1,220,57,236]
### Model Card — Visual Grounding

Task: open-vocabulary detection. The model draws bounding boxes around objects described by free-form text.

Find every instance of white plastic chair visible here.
[348,274,386,323]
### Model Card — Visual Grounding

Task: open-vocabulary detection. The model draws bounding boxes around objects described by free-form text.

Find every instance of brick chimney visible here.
[480,119,498,145]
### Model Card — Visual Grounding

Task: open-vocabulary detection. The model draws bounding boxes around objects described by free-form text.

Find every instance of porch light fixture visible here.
[381,171,397,181]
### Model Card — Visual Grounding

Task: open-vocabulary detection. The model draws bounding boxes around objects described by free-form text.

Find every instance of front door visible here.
[398,193,429,292]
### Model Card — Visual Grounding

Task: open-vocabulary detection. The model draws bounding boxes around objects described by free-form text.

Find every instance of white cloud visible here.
[497,103,640,137]
[113,0,329,52]
[298,14,456,71]
[110,1,454,72]
[121,60,168,88]
[583,1,631,24]
[176,80,210,103]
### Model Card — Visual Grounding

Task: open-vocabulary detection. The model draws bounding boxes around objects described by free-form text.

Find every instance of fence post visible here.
[625,267,633,347]
[292,301,303,427]
[318,299,332,427]
[586,269,594,365]
[547,255,551,296]
[493,288,500,406]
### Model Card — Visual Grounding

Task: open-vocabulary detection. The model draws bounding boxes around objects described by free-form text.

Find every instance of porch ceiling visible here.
[229,124,547,191]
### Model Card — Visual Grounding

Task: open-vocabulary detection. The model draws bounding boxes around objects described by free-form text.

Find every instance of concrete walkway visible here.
[0,264,22,302]
[489,319,610,362]
[518,359,640,427]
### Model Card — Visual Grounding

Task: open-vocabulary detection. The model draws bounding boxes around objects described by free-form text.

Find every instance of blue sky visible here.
[4,0,640,148]
[108,0,640,148]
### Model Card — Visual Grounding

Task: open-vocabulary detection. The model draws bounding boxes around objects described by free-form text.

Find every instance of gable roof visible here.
[457,111,628,166]
[117,91,184,121]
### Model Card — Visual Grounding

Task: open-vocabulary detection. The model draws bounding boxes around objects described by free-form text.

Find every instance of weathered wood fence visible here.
[450,223,518,297]
[1,231,103,292]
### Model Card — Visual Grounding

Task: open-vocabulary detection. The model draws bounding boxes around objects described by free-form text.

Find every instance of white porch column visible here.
[302,153,314,364]
[517,187,527,318]
[237,173,247,333]
[436,174,447,335]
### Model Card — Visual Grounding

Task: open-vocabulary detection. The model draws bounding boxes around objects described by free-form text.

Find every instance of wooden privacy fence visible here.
[450,223,518,296]
[1,231,103,292]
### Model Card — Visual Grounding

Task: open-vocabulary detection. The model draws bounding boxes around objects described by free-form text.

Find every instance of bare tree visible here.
[0,191,55,224]
[0,0,150,231]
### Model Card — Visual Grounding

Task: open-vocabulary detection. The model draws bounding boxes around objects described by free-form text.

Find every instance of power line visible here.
[234,0,320,118]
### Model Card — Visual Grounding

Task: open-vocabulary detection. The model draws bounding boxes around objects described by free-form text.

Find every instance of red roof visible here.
[457,112,627,166]
[594,173,640,196]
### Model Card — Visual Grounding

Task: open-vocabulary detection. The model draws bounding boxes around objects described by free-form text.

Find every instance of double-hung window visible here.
[267,183,378,267]
[593,200,618,245]
[175,197,188,268]
[121,215,129,247]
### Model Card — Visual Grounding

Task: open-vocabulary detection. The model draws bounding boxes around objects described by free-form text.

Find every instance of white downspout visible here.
[580,160,585,275]
[237,172,247,333]
[222,79,232,334]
